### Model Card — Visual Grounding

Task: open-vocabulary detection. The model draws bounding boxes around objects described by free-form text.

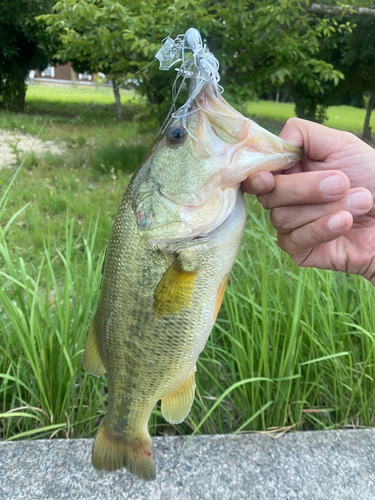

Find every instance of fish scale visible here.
[85,181,247,479]
[83,30,302,481]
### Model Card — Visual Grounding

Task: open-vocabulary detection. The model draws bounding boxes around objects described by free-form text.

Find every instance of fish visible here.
[83,30,302,481]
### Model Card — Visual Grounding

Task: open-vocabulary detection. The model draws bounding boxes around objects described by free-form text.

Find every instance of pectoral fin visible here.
[153,257,197,316]
[161,367,196,424]
[83,322,106,377]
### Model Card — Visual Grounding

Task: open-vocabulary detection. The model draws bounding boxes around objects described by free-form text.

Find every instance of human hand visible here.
[243,118,375,287]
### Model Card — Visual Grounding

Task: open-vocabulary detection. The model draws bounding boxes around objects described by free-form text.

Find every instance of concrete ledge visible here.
[1,430,375,499]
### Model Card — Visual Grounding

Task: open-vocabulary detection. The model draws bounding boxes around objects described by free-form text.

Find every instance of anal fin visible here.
[83,322,106,377]
[161,366,196,424]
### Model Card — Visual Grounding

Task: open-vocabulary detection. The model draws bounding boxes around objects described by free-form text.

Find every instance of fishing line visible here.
[60,0,179,130]
[167,0,177,39]
[0,0,179,192]
[60,60,157,130]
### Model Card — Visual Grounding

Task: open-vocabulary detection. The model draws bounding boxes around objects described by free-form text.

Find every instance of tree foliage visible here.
[211,1,350,122]
[41,0,213,119]
[42,0,375,125]
[0,0,56,110]
[42,0,351,122]
[284,6,375,132]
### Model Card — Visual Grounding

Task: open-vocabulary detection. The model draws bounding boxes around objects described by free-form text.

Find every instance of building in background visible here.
[30,63,107,86]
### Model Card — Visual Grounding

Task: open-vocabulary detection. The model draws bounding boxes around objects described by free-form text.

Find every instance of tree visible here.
[210,1,346,121]
[42,0,212,120]
[307,1,375,16]
[210,1,375,124]
[340,15,375,139]
[287,13,352,123]
[288,4,375,134]
[42,0,375,126]
[0,0,56,110]
[135,0,350,122]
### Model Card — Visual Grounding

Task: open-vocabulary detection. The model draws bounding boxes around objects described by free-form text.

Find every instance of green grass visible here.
[0,153,129,266]
[0,87,153,259]
[89,143,148,174]
[192,210,375,434]
[2,184,375,439]
[27,84,138,105]
[0,85,149,143]
[1,85,375,441]
[246,100,375,135]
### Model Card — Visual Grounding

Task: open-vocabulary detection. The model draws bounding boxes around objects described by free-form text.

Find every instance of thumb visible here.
[279,118,305,148]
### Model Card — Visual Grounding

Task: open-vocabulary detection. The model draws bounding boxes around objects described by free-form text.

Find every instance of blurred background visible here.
[1,0,375,442]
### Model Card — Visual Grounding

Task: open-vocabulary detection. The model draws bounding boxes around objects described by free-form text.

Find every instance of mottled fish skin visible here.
[99,184,245,432]
[83,85,302,480]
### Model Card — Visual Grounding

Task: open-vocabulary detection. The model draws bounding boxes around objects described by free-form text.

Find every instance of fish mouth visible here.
[190,87,302,172]
[133,85,302,247]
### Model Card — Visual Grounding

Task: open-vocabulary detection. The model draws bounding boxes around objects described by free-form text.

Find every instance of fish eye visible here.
[167,125,186,145]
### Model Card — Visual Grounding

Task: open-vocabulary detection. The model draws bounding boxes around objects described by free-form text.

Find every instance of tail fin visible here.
[92,418,156,481]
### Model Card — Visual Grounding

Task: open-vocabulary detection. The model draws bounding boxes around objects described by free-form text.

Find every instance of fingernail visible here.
[328,213,347,230]
[251,176,267,192]
[320,175,346,196]
[346,191,372,211]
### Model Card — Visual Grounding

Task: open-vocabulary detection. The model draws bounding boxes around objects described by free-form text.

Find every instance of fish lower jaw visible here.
[145,188,243,249]
[143,185,241,248]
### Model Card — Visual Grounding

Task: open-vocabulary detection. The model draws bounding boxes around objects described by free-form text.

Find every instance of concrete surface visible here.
[1,430,375,499]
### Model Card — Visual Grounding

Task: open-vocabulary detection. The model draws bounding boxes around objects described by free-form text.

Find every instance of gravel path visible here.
[0,130,64,168]
[1,430,375,499]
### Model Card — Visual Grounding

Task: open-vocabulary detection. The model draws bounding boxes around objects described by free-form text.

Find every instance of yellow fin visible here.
[83,322,106,377]
[153,258,197,316]
[213,274,229,322]
[161,366,196,424]
[92,418,156,481]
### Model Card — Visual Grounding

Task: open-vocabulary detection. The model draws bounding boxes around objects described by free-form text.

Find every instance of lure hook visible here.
[155,27,222,155]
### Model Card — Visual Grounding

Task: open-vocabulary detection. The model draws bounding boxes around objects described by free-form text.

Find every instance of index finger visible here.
[257,170,350,210]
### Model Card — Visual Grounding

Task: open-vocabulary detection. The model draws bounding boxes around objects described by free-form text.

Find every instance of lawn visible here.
[246,100,375,135]
[1,85,375,441]
[27,84,136,104]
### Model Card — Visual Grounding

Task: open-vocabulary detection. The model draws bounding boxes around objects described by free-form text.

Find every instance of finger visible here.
[243,171,275,194]
[270,188,373,234]
[279,117,357,162]
[257,170,350,210]
[277,210,353,260]
[280,163,303,175]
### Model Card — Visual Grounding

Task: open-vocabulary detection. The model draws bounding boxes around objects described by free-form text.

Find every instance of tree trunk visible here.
[18,88,26,111]
[112,79,123,121]
[363,84,375,140]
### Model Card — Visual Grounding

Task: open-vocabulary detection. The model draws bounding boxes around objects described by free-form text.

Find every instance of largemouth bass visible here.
[83,29,302,480]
